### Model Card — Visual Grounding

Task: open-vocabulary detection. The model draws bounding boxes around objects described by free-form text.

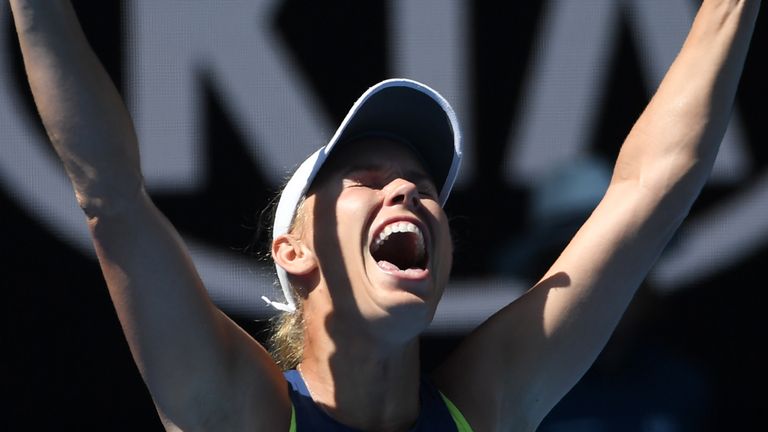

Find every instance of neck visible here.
[299,306,422,432]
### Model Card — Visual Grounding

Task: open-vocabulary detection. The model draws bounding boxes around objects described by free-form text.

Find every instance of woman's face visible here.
[301,138,453,339]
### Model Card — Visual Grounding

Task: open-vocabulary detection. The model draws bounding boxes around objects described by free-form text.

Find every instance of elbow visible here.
[612,148,710,200]
[77,178,148,223]
[78,193,135,222]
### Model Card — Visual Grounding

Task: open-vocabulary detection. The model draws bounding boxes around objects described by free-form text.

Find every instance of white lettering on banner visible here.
[505,0,619,186]
[0,1,766,328]
[388,0,473,184]
[126,0,330,191]
[506,0,750,186]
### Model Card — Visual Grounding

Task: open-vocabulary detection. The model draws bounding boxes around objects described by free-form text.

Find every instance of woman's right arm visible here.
[10,1,289,429]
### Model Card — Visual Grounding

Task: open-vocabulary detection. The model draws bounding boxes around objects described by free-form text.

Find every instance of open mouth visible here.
[370,221,428,272]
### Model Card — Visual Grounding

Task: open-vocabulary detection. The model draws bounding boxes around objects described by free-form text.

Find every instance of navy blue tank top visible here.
[284,370,463,431]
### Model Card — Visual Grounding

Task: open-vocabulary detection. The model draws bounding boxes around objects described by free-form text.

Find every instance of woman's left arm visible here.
[435,2,762,431]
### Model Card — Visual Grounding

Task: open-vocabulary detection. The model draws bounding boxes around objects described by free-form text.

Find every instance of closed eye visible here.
[419,188,438,199]
[343,174,385,190]
[343,167,436,197]
[416,181,438,199]
[344,166,396,188]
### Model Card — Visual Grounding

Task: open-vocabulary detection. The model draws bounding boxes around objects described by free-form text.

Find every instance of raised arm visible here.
[9,1,288,429]
[435,1,761,430]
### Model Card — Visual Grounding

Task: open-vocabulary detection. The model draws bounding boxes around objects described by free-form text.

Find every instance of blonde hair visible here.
[267,196,308,370]
[268,297,304,370]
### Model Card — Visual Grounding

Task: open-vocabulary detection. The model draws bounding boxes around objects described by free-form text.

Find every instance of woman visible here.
[9,0,761,430]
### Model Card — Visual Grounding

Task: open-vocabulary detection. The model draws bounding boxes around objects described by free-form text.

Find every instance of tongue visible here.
[377,260,426,278]
[377,260,401,272]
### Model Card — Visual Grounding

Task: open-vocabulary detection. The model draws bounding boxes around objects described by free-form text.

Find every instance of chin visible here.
[363,293,438,342]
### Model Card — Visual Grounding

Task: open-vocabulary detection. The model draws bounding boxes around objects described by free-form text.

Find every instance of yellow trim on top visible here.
[439,392,475,432]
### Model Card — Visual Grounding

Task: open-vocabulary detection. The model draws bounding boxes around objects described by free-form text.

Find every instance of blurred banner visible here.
[2,1,765,430]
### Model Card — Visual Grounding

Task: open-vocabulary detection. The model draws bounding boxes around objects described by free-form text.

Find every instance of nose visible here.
[384,178,420,210]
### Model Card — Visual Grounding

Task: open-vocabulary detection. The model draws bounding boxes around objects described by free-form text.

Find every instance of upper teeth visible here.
[372,221,425,253]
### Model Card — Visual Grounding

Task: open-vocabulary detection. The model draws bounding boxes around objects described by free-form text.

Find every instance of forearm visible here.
[10,0,142,215]
[613,0,760,206]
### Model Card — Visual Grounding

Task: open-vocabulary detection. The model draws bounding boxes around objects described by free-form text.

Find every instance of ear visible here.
[272,233,317,277]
